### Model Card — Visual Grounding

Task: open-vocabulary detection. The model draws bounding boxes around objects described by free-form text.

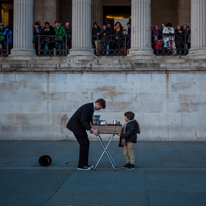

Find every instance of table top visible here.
[90,124,122,126]
[90,124,122,134]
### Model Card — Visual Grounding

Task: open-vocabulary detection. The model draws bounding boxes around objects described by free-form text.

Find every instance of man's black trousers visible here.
[73,132,90,168]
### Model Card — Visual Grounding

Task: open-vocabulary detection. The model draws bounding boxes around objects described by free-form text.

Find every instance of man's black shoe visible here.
[122,163,130,169]
[77,166,91,171]
[126,164,135,170]
[87,165,94,169]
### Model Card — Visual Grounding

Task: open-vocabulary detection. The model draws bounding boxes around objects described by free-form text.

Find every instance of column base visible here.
[128,47,155,57]
[188,47,206,59]
[9,48,36,58]
[68,48,95,56]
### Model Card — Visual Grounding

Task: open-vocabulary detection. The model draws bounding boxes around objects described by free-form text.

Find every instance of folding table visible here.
[90,124,122,171]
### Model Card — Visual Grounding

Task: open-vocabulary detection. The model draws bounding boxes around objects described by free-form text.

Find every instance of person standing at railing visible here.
[3,26,13,53]
[65,22,72,53]
[0,23,6,53]
[161,23,166,31]
[54,20,66,54]
[151,25,162,54]
[175,25,185,54]
[92,22,101,55]
[114,22,123,53]
[99,25,107,54]
[127,22,131,36]
[187,25,191,50]
[183,24,189,54]
[103,21,114,55]
[162,23,176,54]
[120,29,129,55]
[33,22,43,55]
[43,22,55,55]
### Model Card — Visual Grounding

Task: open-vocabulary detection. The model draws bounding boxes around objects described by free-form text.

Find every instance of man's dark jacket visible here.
[67,103,94,136]
[43,26,55,35]
[92,26,101,41]
[120,120,138,143]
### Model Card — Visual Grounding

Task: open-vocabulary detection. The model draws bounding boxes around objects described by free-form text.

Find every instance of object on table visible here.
[39,155,52,166]
[92,115,101,124]
[99,120,107,125]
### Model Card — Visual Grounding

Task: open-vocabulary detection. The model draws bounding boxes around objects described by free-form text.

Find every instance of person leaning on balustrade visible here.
[175,25,185,51]
[33,22,43,55]
[151,25,162,54]
[162,22,176,54]
[53,20,66,54]
[3,26,13,53]
[92,22,101,55]
[43,22,55,53]
[0,23,6,52]
[65,22,72,52]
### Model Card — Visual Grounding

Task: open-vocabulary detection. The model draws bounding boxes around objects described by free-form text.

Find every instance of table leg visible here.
[94,134,117,171]
[98,135,117,167]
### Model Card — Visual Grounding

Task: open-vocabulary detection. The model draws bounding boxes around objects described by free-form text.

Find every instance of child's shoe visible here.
[126,164,135,170]
[122,163,130,169]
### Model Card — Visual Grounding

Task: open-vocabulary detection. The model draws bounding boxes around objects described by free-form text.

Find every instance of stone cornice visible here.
[0,56,206,72]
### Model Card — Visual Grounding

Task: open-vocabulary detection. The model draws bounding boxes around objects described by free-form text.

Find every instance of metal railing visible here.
[152,32,190,56]
[0,34,13,57]
[34,34,71,56]
[94,34,130,56]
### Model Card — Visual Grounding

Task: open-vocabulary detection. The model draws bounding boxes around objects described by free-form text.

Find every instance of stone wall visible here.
[0,57,206,141]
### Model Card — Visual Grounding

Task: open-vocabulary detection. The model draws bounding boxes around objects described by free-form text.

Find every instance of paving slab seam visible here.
[185,142,206,159]
[1,167,206,170]
[42,167,76,206]
[143,169,151,206]
[168,142,190,167]
[152,142,164,168]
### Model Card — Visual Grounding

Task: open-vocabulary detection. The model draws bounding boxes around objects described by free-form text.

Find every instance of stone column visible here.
[128,0,154,57]
[10,0,36,57]
[92,0,103,28]
[189,0,206,59]
[34,0,60,26]
[69,0,94,56]
[178,0,191,26]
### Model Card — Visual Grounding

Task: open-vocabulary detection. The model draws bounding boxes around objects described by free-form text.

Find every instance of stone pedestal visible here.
[128,0,154,57]
[69,0,94,56]
[189,0,206,59]
[10,0,36,57]
[92,0,103,28]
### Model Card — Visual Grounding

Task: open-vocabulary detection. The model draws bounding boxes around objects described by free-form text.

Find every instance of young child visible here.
[118,111,140,170]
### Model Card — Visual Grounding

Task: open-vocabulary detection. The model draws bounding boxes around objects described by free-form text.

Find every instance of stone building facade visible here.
[0,0,206,141]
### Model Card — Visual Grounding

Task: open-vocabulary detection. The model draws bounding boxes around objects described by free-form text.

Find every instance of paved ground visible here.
[0,140,206,206]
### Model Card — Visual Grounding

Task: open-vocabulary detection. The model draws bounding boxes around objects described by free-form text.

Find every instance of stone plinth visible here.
[10,0,36,57]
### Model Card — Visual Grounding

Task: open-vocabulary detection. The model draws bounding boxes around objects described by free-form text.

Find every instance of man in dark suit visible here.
[67,99,106,170]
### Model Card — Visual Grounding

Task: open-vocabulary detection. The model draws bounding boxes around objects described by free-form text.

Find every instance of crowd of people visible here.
[33,20,72,55]
[0,19,191,56]
[92,21,131,55]
[0,23,13,55]
[151,22,191,55]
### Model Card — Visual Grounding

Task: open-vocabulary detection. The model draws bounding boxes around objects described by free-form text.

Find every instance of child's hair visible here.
[124,111,135,120]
